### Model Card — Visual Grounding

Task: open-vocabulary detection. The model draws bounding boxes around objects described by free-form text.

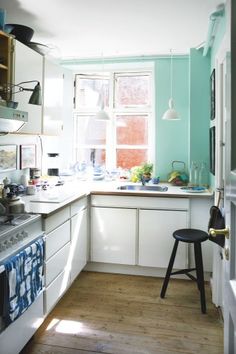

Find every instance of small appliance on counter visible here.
[1,183,25,214]
[47,153,60,176]
[30,167,41,184]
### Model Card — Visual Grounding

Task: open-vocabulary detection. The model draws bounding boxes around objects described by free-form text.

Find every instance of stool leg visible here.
[194,242,206,314]
[160,240,179,298]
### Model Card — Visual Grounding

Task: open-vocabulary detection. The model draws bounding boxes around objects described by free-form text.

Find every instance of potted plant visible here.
[130,162,154,183]
[140,162,153,183]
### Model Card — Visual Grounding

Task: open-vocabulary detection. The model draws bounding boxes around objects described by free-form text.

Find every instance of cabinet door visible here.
[139,209,188,269]
[70,208,88,282]
[13,40,43,134]
[42,58,64,135]
[91,207,136,265]
[0,31,12,101]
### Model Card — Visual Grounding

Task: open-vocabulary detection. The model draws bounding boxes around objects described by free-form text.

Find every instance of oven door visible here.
[0,236,44,333]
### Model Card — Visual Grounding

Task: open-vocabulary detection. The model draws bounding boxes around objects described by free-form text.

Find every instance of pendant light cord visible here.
[170,49,173,99]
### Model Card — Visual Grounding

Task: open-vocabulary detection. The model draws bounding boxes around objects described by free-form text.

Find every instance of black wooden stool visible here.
[160,228,208,313]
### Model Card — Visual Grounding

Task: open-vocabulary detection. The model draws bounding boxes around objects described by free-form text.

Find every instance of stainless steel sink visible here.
[117,185,168,192]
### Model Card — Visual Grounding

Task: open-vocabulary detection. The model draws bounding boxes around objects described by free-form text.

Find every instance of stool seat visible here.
[160,228,208,314]
[173,229,208,243]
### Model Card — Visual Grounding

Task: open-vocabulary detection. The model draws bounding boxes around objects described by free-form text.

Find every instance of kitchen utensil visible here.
[7,196,25,213]
[4,24,34,44]
[26,185,36,195]
[168,160,188,186]
[180,186,207,193]
[6,100,18,109]
[27,42,51,55]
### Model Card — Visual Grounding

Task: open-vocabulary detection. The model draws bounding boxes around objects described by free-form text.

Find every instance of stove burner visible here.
[0,214,32,228]
[0,215,15,225]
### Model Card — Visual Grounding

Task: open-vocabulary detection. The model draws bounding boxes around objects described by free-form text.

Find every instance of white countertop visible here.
[23,180,213,216]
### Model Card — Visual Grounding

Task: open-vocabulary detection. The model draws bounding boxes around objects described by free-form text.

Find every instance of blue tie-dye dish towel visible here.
[3,237,44,326]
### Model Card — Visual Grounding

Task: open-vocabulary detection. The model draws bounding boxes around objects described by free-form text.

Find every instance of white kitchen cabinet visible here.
[89,194,213,277]
[139,209,188,269]
[91,206,136,265]
[43,206,71,314]
[70,198,88,282]
[13,40,43,134]
[42,58,64,135]
[189,197,213,272]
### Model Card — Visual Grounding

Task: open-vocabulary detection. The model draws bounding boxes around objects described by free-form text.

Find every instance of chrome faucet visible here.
[141,176,146,186]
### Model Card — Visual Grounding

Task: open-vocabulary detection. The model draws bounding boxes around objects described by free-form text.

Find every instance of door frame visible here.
[211,34,228,308]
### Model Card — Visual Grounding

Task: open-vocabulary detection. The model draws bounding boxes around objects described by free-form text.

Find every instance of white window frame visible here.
[73,61,155,171]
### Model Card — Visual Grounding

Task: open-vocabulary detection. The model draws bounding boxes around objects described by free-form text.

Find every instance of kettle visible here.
[2,183,25,214]
[6,196,25,214]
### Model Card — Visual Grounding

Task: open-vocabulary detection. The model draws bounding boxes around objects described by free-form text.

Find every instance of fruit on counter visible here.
[168,171,188,186]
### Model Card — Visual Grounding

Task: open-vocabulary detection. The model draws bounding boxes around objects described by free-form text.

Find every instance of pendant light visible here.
[95,54,110,121]
[162,49,180,120]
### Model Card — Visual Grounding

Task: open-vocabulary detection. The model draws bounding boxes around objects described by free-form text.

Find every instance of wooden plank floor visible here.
[21,271,223,354]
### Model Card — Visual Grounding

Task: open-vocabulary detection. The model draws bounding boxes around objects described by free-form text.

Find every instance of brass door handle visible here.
[209,227,230,239]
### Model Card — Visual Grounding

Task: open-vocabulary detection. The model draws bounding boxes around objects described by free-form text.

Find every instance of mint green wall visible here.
[155,57,189,180]
[189,49,210,169]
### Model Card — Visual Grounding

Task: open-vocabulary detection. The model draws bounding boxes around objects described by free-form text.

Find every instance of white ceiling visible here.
[0,0,223,60]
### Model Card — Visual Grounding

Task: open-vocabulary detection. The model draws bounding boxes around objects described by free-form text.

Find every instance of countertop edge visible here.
[24,182,214,216]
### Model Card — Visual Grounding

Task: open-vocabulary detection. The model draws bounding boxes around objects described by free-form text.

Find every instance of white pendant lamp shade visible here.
[162,50,180,120]
[162,98,179,120]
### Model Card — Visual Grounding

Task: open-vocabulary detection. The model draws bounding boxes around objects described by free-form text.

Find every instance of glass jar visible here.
[199,162,209,188]
[189,161,199,186]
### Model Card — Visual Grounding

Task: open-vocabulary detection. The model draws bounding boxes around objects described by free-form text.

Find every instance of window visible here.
[74,68,154,171]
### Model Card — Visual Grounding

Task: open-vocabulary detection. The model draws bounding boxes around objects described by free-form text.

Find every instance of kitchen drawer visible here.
[45,220,70,260]
[43,206,70,233]
[44,242,70,286]
[44,270,70,314]
[91,195,189,210]
[70,197,87,217]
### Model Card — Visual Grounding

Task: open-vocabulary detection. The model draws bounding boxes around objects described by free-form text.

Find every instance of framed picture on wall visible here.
[210,126,215,175]
[20,144,36,169]
[0,145,17,172]
[210,69,215,120]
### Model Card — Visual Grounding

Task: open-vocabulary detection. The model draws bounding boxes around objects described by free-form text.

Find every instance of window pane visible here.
[115,73,150,107]
[75,75,109,110]
[75,115,106,145]
[116,115,148,145]
[116,149,148,169]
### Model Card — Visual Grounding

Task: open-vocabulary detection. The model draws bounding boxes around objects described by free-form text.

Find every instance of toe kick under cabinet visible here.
[90,195,213,274]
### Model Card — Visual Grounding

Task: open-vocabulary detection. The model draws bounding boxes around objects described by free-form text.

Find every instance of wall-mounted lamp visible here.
[162,49,180,121]
[12,80,42,105]
[0,80,42,106]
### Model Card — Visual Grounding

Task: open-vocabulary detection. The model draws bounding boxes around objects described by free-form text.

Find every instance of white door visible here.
[223,1,236,352]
